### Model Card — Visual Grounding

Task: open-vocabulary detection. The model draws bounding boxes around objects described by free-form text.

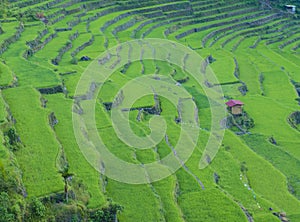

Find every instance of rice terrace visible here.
[1,0,300,221]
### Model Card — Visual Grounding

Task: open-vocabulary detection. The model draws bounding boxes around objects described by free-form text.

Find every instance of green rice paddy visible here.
[0,0,300,221]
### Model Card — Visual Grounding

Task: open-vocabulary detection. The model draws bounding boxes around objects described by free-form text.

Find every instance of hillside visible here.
[0,0,300,221]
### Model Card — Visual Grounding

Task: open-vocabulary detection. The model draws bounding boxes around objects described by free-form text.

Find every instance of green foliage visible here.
[58,162,74,203]
[70,56,78,65]
[227,111,255,131]
[30,197,46,218]
[240,161,248,173]
[0,0,9,19]
[3,128,21,151]
[288,111,300,130]
[50,204,84,222]
[11,8,40,22]
[270,0,300,8]
[0,192,15,222]
[90,202,123,222]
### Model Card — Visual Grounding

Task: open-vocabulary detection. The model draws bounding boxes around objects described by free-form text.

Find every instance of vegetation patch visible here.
[288,111,300,131]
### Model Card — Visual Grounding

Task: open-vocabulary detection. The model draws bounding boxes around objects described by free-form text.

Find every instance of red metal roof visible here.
[225,100,244,107]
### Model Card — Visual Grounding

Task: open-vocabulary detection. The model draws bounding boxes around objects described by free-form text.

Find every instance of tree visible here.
[58,163,74,203]
[71,56,78,65]
[0,0,9,19]
[0,192,15,222]
[90,202,123,222]
[30,198,45,218]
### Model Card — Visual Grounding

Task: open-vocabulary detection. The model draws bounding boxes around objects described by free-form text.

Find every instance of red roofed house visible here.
[226,100,244,115]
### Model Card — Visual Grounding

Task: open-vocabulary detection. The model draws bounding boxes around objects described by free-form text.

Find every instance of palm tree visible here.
[58,163,74,203]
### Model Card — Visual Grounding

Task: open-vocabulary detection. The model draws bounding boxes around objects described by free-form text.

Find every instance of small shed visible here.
[80,56,91,61]
[285,5,296,13]
[226,100,244,115]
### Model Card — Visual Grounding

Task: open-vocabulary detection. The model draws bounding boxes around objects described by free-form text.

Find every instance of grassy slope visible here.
[2,87,63,196]
[44,93,105,208]
[0,0,300,221]
[1,25,60,88]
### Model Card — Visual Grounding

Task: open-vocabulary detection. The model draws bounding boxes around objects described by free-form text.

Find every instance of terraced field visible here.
[1,0,300,221]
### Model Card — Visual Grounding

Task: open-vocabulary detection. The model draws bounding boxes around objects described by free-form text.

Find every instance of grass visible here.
[2,87,63,196]
[1,25,60,88]
[238,95,300,159]
[0,21,19,43]
[0,61,13,86]
[106,180,164,221]
[242,133,300,200]
[178,189,247,222]
[44,93,105,208]
[153,175,184,222]
[222,131,300,214]
[208,50,237,83]
[0,0,300,221]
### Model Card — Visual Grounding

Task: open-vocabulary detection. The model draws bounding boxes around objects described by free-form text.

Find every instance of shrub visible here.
[3,128,21,151]
[71,57,78,65]
[89,202,123,222]
[288,111,300,130]
[30,198,46,218]
[0,192,15,222]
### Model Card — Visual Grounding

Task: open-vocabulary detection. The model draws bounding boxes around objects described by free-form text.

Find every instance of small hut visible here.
[226,100,244,115]
[285,5,296,13]
[80,56,91,61]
